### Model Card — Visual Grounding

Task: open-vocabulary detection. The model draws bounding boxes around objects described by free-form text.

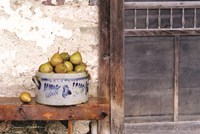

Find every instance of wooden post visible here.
[174,35,180,121]
[110,0,124,133]
[98,0,111,133]
[68,120,73,134]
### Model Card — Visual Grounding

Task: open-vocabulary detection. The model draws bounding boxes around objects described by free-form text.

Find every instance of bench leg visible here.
[68,120,73,134]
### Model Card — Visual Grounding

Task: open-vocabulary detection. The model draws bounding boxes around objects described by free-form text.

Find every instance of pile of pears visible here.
[39,50,87,74]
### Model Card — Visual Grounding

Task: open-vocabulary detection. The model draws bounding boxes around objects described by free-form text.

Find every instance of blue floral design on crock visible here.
[62,85,72,98]
[44,83,61,91]
[46,90,58,98]
[72,81,89,95]
[41,78,50,81]
[43,83,61,98]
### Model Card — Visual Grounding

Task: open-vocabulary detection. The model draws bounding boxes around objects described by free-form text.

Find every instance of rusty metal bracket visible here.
[18,105,26,119]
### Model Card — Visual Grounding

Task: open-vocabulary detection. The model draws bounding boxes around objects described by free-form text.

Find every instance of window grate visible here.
[124,2,200,36]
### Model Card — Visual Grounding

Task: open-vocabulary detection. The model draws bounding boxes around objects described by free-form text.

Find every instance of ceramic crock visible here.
[32,71,89,106]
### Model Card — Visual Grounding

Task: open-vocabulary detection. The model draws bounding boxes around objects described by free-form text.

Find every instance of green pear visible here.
[69,51,82,65]
[50,52,63,67]
[60,52,70,61]
[38,62,53,73]
[55,63,67,73]
[74,64,86,73]
[80,62,87,68]
[63,61,73,72]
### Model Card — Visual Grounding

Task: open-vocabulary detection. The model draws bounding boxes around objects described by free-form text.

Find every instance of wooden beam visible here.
[98,0,110,105]
[125,121,200,134]
[0,97,109,121]
[124,29,200,36]
[125,115,200,123]
[98,0,111,133]
[110,0,124,133]
[124,2,200,9]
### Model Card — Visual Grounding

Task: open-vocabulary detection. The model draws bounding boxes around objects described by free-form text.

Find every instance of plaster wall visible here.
[0,0,99,133]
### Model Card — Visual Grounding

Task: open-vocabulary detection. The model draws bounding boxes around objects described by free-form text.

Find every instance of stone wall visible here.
[0,0,99,133]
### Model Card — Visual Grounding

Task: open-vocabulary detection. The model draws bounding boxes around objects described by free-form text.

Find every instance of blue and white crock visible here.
[32,71,89,106]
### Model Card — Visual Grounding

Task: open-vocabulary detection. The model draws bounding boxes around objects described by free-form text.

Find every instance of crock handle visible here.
[32,76,41,89]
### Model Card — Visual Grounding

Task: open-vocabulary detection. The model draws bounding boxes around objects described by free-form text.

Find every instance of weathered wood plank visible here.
[123,2,200,133]
[98,0,111,133]
[173,35,180,121]
[179,35,200,115]
[125,115,200,123]
[124,2,200,9]
[110,0,124,133]
[98,0,110,108]
[125,36,174,117]
[125,121,200,134]
[124,29,200,36]
[0,97,109,121]
[98,0,110,134]
[125,35,200,123]
[125,115,173,123]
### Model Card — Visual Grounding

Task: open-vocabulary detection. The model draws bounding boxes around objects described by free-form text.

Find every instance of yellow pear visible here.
[69,51,82,65]
[55,63,67,73]
[50,52,63,66]
[67,71,77,74]
[74,64,86,73]
[80,62,87,68]
[63,61,73,72]
[38,62,53,73]
[60,52,70,61]
[20,92,32,103]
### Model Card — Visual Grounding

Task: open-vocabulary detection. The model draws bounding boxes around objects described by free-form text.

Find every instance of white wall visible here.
[0,0,99,98]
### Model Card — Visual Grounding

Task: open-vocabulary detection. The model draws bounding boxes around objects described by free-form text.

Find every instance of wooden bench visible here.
[0,97,109,134]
